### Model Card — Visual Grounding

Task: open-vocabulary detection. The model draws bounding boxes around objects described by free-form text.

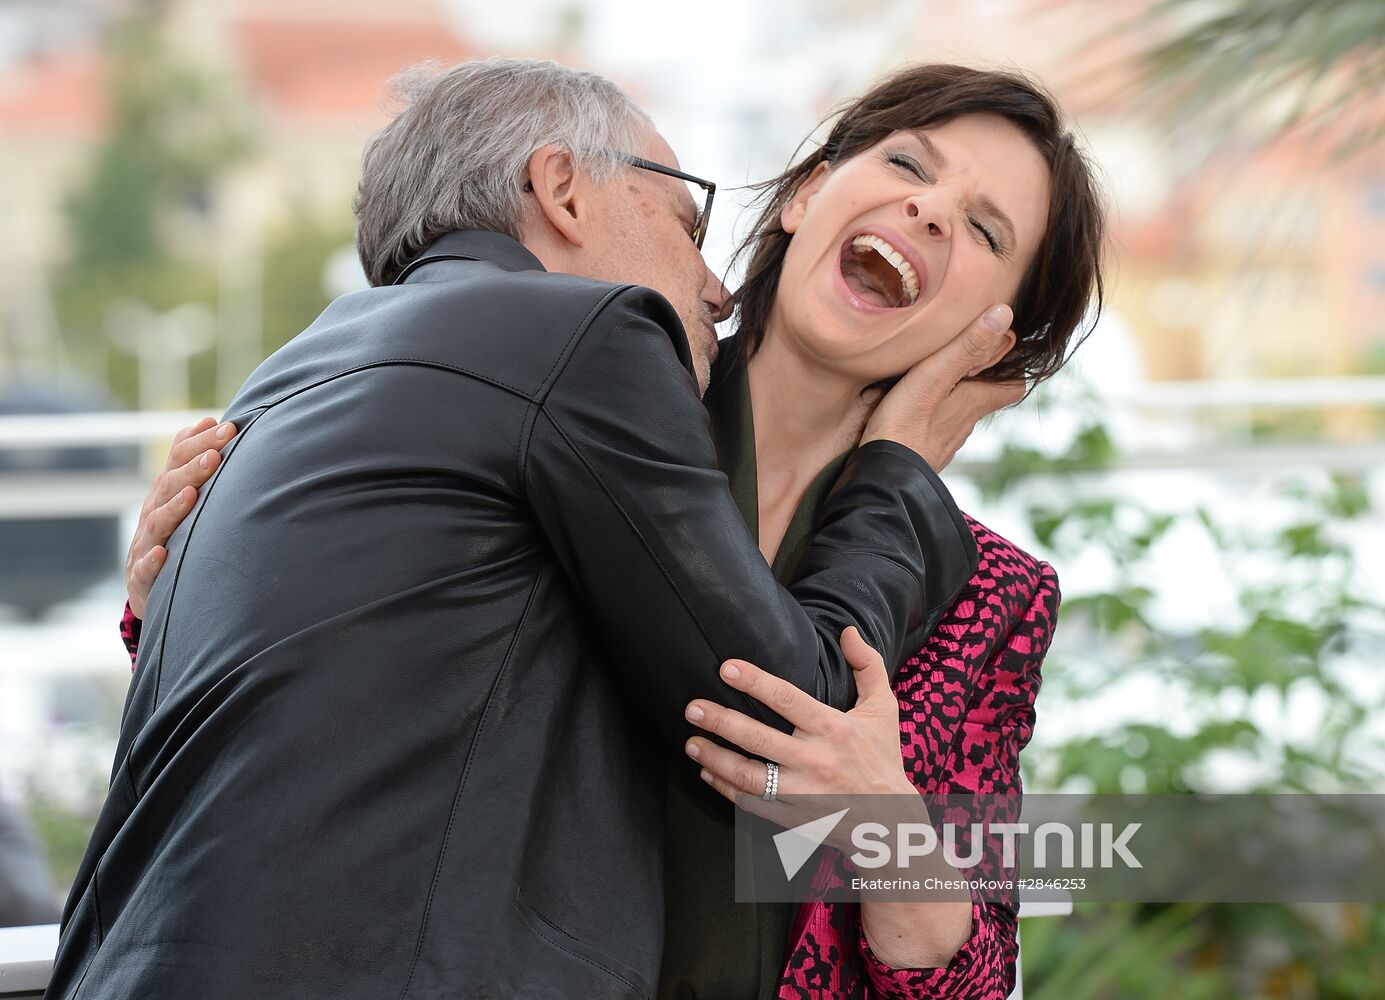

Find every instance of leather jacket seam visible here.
[518,285,635,489]
[146,407,268,714]
[529,406,720,658]
[399,567,547,1000]
[68,931,93,999]
[255,358,540,410]
[518,283,720,657]
[534,284,634,403]
[513,888,650,998]
[63,866,103,998]
[121,755,138,803]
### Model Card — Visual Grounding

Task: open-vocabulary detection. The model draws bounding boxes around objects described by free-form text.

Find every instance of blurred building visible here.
[0,0,1382,398]
[0,0,470,382]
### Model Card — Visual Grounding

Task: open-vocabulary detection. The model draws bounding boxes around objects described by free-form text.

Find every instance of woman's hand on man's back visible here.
[125,417,237,618]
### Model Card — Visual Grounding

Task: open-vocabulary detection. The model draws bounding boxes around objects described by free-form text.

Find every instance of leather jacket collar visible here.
[394,229,546,285]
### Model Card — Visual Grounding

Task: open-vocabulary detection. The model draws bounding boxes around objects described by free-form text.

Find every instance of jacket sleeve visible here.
[856,561,1058,999]
[120,602,142,670]
[858,901,1019,1000]
[523,285,978,745]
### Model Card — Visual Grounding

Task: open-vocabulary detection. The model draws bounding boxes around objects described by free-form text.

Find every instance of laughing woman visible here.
[120,64,1102,1000]
[668,63,1103,999]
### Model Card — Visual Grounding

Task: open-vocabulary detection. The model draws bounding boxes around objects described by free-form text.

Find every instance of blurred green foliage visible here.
[979,421,1385,997]
[53,6,247,391]
[52,4,352,408]
[26,794,99,896]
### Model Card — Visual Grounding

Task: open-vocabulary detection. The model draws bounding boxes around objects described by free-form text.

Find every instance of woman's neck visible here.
[745,318,879,563]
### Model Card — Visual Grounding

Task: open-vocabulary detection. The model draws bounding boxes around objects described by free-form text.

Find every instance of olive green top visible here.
[657,341,851,1000]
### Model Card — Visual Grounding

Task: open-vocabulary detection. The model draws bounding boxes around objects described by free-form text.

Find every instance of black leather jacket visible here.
[48,231,977,1000]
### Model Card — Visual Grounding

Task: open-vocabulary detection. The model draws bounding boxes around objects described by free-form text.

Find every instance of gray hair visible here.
[354,57,654,286]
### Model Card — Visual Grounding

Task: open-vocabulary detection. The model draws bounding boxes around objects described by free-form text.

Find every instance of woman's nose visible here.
[905,196,951,240]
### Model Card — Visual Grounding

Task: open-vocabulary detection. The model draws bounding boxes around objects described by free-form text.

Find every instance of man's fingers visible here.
[887,304,1012,414]
[951,378,1026,421]
[994,379,1028,409]
[910,304,1012,392]
[942,303,1012,380]
[166,420,236,471]
[841,626,892,702]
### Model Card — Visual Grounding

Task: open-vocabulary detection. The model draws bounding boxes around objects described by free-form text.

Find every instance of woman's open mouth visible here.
[837,233,921,309]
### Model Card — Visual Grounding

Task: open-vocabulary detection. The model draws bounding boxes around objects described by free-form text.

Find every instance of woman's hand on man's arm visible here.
[686,627,917,802]
[686,627,973,968]
[125,417,237,618]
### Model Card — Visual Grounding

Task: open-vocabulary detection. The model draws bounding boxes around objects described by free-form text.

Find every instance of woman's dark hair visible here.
[732,63,1106,388]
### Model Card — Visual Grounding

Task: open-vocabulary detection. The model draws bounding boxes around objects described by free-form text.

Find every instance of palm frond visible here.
[1128,0,1385,156]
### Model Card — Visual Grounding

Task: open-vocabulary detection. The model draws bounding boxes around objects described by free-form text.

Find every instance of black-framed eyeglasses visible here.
[610,152,717,250]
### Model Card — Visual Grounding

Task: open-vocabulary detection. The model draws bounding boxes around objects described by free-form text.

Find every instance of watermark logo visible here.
[850,820,1142,870]
[734,793,1385,904]
[773,807,850,879]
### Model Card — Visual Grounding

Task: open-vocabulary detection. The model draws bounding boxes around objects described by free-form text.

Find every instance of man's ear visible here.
[525,144,585,247]
[780,161,831,234]
[967,328,1018,377]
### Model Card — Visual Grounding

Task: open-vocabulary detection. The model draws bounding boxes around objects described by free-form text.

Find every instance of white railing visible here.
[1117,376,1385,409]
[0,410,205,520]
[0,924,54,998]
[1,376,1382,519]
[0,410,208,449]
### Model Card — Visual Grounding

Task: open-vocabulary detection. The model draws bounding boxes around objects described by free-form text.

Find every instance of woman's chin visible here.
[776,299,931,381]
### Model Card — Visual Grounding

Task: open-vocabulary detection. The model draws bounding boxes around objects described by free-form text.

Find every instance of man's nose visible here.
[704,267,732,323]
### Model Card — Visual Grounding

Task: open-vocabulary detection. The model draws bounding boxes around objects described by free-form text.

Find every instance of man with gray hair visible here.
[49,58,1008,998]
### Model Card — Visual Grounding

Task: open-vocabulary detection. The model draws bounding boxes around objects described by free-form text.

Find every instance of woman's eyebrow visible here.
[908,129,1017,248]
[908,129,949,169]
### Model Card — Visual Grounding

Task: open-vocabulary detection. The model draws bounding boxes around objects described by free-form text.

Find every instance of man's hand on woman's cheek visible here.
[863,303,1025,470]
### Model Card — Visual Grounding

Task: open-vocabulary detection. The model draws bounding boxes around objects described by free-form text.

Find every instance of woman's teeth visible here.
[851,234,920,304]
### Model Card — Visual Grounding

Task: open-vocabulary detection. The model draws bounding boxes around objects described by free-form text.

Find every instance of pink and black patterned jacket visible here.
[774,515,1055,999]
[118,514,1053,1000]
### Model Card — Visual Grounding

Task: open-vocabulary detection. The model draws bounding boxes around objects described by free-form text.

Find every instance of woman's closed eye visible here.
[884,150,1006,258]
[969,216,1002,255]
[884,150,932,183]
